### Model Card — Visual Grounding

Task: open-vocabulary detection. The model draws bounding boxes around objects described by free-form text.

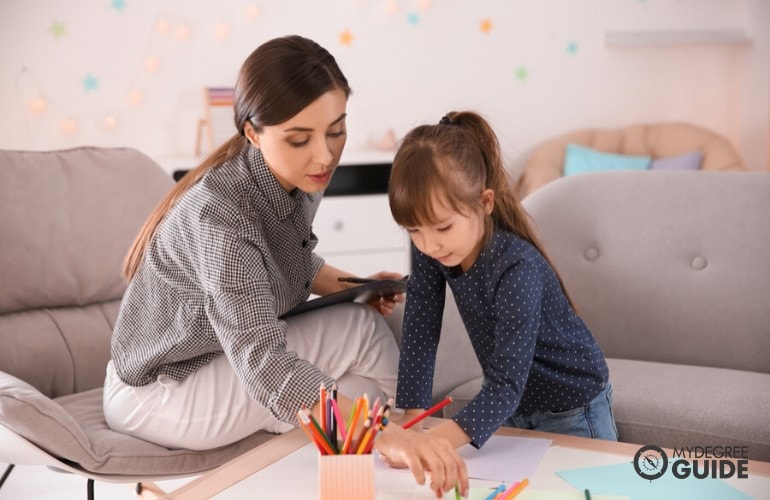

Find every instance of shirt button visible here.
[302,240,308,248]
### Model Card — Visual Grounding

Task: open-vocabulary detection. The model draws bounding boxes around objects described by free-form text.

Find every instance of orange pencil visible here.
[341,397,364,454]
[356,424,375,454]
[298,409,335,455]
[319,384,327,436]
[500,478,529,499]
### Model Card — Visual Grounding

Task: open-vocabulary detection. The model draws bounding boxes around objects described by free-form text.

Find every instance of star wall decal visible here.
[480,18,493,34]
[49,20,66,39]
[567,41,579,55]
[339,29,354,46]
[82,73,98,91]
[407,12,420,26]
[514,66,528,81]
[111,0,126,12]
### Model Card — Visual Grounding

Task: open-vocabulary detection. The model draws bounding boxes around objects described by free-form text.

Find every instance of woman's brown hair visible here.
[123,35,351,280]
[388,110,576,308]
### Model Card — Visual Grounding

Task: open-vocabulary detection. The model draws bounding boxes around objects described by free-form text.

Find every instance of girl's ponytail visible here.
[449,111,578,309]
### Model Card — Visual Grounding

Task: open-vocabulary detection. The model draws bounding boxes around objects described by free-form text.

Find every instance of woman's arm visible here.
[311,262,404,315]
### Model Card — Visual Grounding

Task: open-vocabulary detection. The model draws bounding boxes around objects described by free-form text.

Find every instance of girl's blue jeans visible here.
[503,382,619,441]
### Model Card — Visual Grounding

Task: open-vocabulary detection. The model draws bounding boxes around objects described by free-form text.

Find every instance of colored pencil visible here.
[500,478,529,499]
[402,396,453,429]
[484,483,506,500]
[299,409,335,455]
[319,384,327,437]
[331,398,346,441]
[341,397,364,454]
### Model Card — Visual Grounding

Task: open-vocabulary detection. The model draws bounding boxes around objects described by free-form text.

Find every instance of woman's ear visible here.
[481,189,495,215]
[243,122,261,148]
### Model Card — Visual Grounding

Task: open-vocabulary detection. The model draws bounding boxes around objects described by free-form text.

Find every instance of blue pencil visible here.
[483,483,506,500]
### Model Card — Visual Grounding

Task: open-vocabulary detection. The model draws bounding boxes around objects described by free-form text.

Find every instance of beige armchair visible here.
[0,147,275,498]
[515,122,745,198]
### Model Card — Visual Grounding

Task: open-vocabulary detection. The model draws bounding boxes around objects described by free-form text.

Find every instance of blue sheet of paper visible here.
[556,462,751,500]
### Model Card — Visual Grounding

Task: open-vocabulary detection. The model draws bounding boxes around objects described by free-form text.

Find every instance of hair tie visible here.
[439,115,454,126]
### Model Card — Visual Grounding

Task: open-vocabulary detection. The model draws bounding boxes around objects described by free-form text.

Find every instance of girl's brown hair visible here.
[123,35,351,280]
[388,110,576,307]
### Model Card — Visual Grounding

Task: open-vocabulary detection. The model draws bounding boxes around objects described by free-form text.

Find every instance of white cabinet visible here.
[313,193,410,277]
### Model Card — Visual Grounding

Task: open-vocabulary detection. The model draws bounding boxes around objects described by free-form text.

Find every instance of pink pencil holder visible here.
[318,453,375,500]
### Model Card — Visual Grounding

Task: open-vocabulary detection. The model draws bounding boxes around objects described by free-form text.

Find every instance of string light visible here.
[175,23,192,42]
[27,97,47,114]
[417,0,432,12]
[242,4,261,20]
[128,89,144,107]
[213,22,231,41]
[60,118,78,136]
[103,115,119,131]
[144,55,161,73]
[155,18,171,36]
[18,5,267,139]
[385,0,399,15]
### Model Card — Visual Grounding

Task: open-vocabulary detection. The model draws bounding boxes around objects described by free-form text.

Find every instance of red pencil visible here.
[402,396,453,429]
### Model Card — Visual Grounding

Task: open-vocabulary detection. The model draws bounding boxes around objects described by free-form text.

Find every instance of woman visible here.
[105,36,467,497]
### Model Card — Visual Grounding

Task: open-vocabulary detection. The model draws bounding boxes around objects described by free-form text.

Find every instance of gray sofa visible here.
[1,147,768,490]
[405,170,770,461]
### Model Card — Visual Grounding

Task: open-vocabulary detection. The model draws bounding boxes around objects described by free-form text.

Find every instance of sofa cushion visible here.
[0,371,275,475]
[522,171,770,375]
[649,151,703,171]
[0,147,173,315]
[563,144,651,177]
[607,358,770,461]
[0,301,120,398]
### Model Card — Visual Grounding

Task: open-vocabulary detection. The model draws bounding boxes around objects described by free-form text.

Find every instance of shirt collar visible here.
[246,146,306,221]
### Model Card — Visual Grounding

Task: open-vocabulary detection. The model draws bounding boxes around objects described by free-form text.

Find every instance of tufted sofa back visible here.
[0,147,173,398]
[522,170,770,374]
[517,122,746,197]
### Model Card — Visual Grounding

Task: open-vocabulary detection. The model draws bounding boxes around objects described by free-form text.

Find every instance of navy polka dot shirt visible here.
[396,230,609,448]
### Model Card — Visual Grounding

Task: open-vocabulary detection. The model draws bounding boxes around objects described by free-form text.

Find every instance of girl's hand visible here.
[366,271,406,316]
[374,425,469,498]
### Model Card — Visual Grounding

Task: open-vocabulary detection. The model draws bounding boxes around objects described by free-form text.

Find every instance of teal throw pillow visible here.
[563,144,652,176]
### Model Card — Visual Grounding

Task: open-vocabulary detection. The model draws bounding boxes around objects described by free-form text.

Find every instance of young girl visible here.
[388,111,617,451]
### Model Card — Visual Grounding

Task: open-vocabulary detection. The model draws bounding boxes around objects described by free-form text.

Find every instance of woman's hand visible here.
[374,425,469,498]
[366,271,406,316]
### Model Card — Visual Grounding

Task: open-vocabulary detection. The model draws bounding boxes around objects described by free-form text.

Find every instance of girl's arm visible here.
[398,409,471,448]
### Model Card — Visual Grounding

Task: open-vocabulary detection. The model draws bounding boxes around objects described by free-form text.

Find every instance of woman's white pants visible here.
[103,303,399,450]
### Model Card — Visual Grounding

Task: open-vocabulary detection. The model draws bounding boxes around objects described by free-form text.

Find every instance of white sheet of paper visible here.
[458,434,552,483]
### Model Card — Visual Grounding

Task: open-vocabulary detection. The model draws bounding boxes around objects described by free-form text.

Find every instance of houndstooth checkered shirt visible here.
[111,145,334,424]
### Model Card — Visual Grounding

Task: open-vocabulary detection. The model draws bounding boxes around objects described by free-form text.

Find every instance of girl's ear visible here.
[243,122,261,148]
[481,189,495,215]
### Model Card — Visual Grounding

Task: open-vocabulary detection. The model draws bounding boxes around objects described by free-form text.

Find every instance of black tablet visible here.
[280,279,407,319]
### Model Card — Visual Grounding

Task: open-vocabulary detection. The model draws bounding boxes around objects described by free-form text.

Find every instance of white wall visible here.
[1,0,767,174]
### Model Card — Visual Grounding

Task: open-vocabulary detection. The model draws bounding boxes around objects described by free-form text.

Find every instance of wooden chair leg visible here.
[135,481,169,499]
[0,464,15,489]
